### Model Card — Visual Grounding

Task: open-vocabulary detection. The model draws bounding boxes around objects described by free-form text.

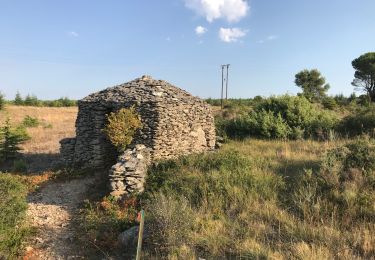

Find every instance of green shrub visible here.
[0,92,4,110]
[103,107,142,151]
[145,193,195,256]
[140,139,375,258]
[12,159,27,173]
[0,119,30,162]
[205,98,221,106]
[14,92,23,105]
[21,115,40,128]
[292,138,375,226]
[215,116,254,139]
[218,95,338,140]
[322,97,338,110]
[143,150,285,257]
[250,109,291,139]
[24,94,41,106]
[338,106,375,137]
[206,98,254,107]
[43,123,53,129]
[43,97,77,107]
[0,174,29,257]
[81,195,138,251]
[320,139,375,223]
[291,169,321,222]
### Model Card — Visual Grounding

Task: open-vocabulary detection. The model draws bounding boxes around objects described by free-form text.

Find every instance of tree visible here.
[24,94,40,106]
[0,119,30,161]
[294,69,330,102]
[14,91,23,105]
[0,92,4,110]
[351,52,375,102]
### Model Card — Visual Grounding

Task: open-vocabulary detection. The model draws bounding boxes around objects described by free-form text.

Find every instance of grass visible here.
[0,105,78,257]
[80,137,373,259]
[0,105,77,171]
[77,131,374,259]
[0,104,374,259]
[0,173,32,259]
[139,138,374,259]
[0,105,77,154]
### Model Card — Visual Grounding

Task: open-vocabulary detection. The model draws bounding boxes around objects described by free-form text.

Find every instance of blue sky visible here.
[0,0,374,100]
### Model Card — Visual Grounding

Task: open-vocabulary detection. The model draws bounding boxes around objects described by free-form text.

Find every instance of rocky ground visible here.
[25,175,96,259]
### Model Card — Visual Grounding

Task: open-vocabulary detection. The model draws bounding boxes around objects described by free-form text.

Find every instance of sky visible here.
[0,0,374,100]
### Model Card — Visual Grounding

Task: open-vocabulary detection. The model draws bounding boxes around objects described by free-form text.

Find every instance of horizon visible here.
[1,0,374,100]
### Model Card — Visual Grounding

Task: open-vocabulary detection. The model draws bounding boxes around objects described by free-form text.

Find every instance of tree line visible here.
[0,92,77,107]
[294,52,375,103]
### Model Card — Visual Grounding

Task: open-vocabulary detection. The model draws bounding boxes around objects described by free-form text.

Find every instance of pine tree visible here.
[14,91,23,105]
[295,69,330,102]
[0,92,4,110]
[0,119,29,161]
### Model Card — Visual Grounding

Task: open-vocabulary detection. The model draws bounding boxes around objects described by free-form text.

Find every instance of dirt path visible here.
[25,176,96,259]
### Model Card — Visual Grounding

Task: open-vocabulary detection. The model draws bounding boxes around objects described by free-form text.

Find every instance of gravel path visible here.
[25,176,96,259]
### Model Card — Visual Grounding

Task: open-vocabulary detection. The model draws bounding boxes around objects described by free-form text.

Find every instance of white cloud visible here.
[195,25,207,36]
[257,35,278,44]
[68,31,79,37]
[185,0,249,23]
[219,27,247,43]
[267,35,278,40]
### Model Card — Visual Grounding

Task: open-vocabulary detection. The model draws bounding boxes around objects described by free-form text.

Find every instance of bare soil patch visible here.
[25,175,96,259]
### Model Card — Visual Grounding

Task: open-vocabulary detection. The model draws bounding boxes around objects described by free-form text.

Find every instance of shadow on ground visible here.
[0,153,61,173]
[276,158,320,181]
[23,152,61,172]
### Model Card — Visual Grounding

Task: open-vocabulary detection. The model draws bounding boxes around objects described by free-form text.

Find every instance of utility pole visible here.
[220,64,230,109]
[225,64,230,100]
[221,65,225,109]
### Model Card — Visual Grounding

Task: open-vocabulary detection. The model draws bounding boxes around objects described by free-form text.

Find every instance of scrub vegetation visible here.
[1,52,375,258]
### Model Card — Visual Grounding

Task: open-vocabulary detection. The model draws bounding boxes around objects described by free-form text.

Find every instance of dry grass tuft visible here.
[0,105,77,154]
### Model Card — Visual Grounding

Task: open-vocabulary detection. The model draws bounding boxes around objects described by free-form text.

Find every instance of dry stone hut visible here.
[60,75,216,196]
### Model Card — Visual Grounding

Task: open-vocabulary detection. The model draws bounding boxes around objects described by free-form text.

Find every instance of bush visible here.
[12,159,28,173]
[338,106,375,137]
[143,150,285,257]
[334,94,351,106]
[145,193,195,256]
[292,138,375,226]
[24,94,41,106]
[81,195,137,250]
[218,95,338,140]
[103,107,142,151]
[43,97,77,107]
[141,140,375,258]
[320,139,375,223]
[14,92,23,105]
[0,119,30,162]
[0,92,4,110]
[322,97,337,110]
[21,115,40,128]
[0,174,29,257]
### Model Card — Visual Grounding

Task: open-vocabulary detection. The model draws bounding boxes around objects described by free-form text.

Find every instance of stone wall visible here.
[152,98,215,160]
[66,100,157,168]
[109,144,151,197]
[60,75,215,168]
[60,75,216,195]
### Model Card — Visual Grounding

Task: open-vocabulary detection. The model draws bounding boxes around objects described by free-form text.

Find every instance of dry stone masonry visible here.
[109,145,151,197]
[60,75,216,196]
